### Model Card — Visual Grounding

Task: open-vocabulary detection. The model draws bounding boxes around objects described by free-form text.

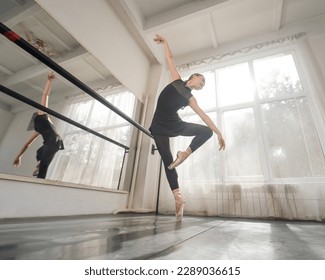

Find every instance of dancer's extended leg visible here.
[172,188,186,222]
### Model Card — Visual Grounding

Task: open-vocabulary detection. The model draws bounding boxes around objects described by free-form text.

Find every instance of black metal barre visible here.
[0,84,129,150]
[0,21,153,139]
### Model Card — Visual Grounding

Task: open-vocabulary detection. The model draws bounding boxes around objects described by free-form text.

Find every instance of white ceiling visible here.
[1,0,325,112]
[120,0,325,62]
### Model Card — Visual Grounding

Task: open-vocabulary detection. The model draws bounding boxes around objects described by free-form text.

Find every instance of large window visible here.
[174,52,325,188]
[49,89,136,189]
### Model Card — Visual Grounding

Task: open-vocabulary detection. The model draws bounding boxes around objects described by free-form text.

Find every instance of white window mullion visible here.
[249,60,272,181]
[296,96,315,175]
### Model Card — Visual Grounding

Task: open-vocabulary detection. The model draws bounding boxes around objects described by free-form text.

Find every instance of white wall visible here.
[0,174,128,218]
[308,34,325,81]
[0,107,13,141]
[305,34,325,122]
[129,63,164,210]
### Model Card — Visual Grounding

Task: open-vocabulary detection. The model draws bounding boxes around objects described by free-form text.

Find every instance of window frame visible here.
[178,44,325,184]
[48,86,138,189]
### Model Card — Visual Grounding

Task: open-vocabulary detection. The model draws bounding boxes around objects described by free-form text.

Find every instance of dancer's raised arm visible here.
[38,71,55,115]
[154,34,181,81]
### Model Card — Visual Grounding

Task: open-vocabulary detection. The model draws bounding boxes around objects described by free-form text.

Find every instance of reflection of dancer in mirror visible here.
[149,35,226,222]
[13,72,64,179]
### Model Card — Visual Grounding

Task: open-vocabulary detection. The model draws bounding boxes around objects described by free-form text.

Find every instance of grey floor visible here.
[0,214,324,260]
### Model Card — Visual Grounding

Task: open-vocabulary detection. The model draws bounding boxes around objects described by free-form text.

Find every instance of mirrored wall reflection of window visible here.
[175,51,325,186]
[49,90,136,189]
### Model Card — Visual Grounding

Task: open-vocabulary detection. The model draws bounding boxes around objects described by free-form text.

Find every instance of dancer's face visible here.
[193,75,205,90]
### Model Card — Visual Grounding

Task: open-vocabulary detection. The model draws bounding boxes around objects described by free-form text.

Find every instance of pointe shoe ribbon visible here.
[168,151,189,170]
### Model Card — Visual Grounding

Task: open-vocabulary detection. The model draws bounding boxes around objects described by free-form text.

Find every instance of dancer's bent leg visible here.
[168,123,213,170]
[37,143,59,179]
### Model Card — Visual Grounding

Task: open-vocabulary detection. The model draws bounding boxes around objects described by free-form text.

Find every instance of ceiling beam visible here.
[117,0,145,30]
[273,0,284,31]
[0,64,13,75]
[83,56,107,80]
[107,0,156,63]
[205,13,218,49]
[30,15,72,51]
[11,75,121,113]
[0,100,11,112]
[1,38,39,64]
[63,75,121,101]
[4,2,41,26]
[142,0,231,32]
[0,62,42,91]
[2,46,88,87]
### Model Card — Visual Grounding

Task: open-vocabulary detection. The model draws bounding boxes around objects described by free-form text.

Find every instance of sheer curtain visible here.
[49,88,136,190]
[158,51,325,221]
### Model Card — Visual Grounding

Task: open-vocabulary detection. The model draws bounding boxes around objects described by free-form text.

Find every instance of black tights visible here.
[153,122,213,190]
[36,143,59,179]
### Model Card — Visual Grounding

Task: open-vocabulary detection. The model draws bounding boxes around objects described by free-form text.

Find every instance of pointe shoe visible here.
[174,191,186,222]
[175,199,185,222]
[168,151,189,170]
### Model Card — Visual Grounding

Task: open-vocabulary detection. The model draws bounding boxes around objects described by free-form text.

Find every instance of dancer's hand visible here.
[217,133,226,150]
[154,34,166,44]
[13,156,21,167]
[48,71,55,80]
